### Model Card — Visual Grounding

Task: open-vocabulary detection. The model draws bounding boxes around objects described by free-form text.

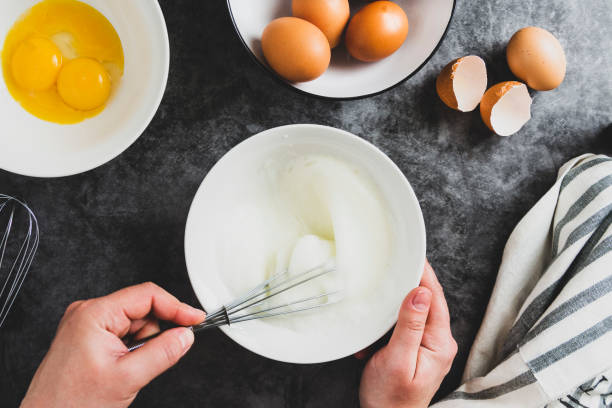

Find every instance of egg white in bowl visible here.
[185,124,426,364]
[0,0,169,177]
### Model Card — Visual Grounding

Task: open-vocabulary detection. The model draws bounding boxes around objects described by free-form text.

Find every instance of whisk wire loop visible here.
[0,195,39,328]
[223,265,335,319]
[193,263,339,331]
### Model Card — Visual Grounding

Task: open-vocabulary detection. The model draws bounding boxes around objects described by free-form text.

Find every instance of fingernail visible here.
[178,328,195,354]
[185,304,206,318]
[412,289,431,311]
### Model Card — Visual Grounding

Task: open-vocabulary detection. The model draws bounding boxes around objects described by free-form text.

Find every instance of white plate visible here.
[227,0,455,99]
[184,124,426,363]
[0,0,169,178]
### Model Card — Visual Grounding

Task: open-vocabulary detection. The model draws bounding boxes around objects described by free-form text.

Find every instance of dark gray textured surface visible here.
[1,0,611,407]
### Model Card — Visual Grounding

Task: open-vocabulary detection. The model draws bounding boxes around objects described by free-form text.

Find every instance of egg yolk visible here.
[57,58,111,111]
[11,37,63,91]
[1,0,124,124]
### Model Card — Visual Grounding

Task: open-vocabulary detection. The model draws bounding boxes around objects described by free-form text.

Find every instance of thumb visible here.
[383,287,431,379]
[119,327,194,389]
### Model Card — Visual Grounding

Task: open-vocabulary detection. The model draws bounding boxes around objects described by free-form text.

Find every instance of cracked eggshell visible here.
[436,55,487,112]
[480,81,532,137]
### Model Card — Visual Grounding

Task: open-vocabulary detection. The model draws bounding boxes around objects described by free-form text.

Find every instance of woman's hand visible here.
[21,282,205,408]
[359,261,457,408]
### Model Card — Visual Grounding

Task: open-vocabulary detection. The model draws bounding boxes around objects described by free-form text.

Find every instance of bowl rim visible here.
[0,1,170,178]
[225,0,456,101]
[184,123,427,363]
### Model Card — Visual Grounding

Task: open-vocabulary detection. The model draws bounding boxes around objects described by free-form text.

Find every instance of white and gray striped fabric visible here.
[432,154,612,408]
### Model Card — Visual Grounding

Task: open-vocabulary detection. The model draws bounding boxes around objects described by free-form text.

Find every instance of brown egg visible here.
[262,17,331,83]
[345,1,409,62]
[292,0,350,48]
[506,27,566,91]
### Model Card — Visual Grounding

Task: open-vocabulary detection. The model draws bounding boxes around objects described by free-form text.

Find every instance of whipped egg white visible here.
[217,153,392,330]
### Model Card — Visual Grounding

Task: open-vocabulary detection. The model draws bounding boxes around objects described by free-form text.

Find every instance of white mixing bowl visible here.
[185,124,426,363]
[0,0,169,177]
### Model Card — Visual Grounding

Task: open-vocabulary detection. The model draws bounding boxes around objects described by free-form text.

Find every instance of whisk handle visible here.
[126,330,168,352]
[126,323,219,352]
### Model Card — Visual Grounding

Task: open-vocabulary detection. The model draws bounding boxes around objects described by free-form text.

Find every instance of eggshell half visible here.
[480,81,532,136]
[436,55,487,112]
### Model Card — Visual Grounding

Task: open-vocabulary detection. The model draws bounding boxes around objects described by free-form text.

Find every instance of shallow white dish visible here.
[227,0,455,100]
[0,0,169,178]
[185,124,426,363]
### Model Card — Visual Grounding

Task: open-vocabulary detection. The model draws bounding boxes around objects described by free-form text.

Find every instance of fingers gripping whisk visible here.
[0,195,39,328]
[127,262,342,352]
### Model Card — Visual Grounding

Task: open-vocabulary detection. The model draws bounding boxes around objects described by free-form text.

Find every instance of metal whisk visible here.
[0,194,39,328]
[128,262,341,351]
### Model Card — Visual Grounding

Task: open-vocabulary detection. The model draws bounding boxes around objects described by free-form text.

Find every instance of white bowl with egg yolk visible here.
[0,0,169,177]
[185,124,426,364]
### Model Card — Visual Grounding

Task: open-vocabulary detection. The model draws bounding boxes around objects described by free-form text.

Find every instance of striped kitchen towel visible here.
[432,154,612,407]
